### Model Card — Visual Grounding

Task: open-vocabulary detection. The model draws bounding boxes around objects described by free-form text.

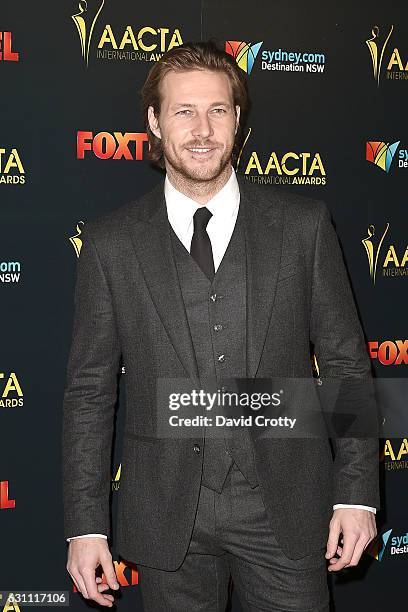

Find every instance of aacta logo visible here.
[112,463,121,492]
[366,25,408,85]
[362,223,408,284]
[368,340,408,365]
[69,221,85,258]
[97,25,183,61]
[0,148,25,185]
[0,372,24,408]
[0,32,19,61]
[77,131,148,160]
[0,481,16,510]
[235,128,326,186]
[72,1,183,65]
[381,439,408,470]
[72,0,106,66]
[73,560,138,591]
[225,41,263,75]
[1,595,22,611]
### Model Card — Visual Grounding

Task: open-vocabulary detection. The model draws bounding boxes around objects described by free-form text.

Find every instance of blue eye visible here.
[176,110,191,115]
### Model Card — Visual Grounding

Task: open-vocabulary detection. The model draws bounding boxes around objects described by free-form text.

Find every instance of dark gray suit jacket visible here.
[62,173,380,570]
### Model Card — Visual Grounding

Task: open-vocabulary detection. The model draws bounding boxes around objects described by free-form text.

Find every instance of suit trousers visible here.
[137,462,330,612]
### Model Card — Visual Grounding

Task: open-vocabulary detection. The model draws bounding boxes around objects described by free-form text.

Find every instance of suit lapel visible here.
[238,175,284,379]
[124,178,200,384]
[124,174,284,383]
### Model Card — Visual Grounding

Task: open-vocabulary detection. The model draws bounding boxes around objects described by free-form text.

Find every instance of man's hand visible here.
[325,508,377,571]
[66,537,120,607]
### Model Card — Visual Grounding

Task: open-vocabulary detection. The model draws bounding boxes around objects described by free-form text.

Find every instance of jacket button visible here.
[213,324,223,331]
[217,354,225,362]
[193,444,201,453]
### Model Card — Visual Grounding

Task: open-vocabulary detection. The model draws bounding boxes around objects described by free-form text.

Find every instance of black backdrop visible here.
[1,1,407,610]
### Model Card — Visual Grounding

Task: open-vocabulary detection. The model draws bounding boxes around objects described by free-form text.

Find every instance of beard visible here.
[161,137,235,183]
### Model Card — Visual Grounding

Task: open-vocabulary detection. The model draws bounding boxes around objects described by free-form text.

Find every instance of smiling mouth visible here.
[187,147,216,155]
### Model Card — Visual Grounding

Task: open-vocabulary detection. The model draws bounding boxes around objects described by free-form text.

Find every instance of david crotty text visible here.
[168,415,297,428]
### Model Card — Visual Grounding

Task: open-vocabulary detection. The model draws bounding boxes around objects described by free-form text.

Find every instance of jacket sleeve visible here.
[62,224,122,540]
[309,201,380,510]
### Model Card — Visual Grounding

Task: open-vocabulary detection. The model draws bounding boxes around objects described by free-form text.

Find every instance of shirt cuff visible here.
[333,504,376,514]
[66,534,108,542]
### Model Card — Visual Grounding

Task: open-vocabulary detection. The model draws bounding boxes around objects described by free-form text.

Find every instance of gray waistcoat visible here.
[168,202,258,492]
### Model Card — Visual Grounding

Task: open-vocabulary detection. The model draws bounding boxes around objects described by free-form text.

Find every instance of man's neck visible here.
[165,164,233,205]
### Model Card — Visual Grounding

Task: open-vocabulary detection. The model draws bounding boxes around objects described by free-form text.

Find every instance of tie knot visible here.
[193,206,212,231]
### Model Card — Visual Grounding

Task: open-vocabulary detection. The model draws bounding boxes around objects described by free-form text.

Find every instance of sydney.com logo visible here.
[367,529,408,561]
[226,39,325,76]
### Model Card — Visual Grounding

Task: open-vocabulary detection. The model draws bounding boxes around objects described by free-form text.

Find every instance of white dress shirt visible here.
[67,167,375,542]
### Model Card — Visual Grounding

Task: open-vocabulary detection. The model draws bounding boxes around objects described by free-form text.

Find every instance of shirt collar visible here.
[164,165,240,238]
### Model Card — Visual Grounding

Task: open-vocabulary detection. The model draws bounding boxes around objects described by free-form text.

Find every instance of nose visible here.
[191,112,214,140]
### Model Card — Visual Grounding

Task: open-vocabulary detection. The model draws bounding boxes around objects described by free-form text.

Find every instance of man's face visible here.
[148,69,240,182]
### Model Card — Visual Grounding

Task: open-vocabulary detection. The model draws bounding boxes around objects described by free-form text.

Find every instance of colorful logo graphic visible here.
[72,0,105,66]
[362,223,408,284]
[225,40,263,75]
[367,529,408,560]
[0,31,19,61]
[69,222,85,258]
[226,39,325,76]
[366,141,400,173]
[367,529,392,561]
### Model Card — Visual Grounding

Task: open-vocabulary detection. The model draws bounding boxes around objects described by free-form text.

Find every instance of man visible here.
[62,41,379,611]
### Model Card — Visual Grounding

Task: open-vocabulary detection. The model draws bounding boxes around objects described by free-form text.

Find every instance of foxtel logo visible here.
[72,560,138,591]
[0,481,16,509]
[77,131,148,160]
[368,340,408,365]
[0,32,19,61]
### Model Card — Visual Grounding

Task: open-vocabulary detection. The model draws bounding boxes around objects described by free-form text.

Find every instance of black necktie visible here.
[190,206,215,281]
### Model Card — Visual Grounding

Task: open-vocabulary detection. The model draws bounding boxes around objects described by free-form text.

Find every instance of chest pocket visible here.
[277,257,300,282]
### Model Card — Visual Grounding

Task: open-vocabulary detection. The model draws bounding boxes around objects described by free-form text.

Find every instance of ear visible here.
[148,106,161,139]
[235,105,241,134]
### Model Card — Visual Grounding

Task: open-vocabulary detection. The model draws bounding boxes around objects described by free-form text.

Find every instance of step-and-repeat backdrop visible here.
[1,1,407,610]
